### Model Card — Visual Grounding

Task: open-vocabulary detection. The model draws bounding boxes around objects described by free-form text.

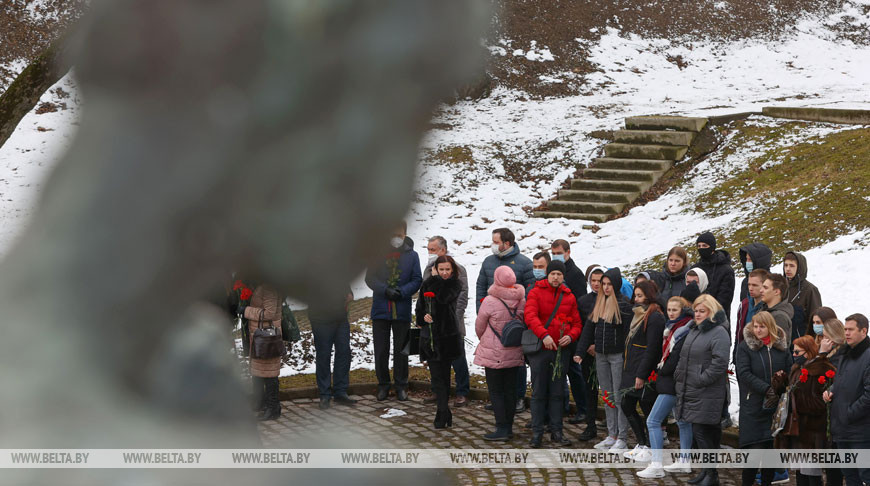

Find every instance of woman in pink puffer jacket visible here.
[474,265,526,441]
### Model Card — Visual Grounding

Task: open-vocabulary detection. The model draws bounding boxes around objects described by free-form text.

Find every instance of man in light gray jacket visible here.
[424,236,470,407]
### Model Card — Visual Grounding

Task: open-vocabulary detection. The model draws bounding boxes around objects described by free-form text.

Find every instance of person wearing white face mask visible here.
[423,236,470,408]
[475,228,534,312]
[365,221,423,402]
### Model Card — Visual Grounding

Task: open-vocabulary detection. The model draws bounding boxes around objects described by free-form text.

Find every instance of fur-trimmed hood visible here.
[742,322,789,351]
[695,310,728,333]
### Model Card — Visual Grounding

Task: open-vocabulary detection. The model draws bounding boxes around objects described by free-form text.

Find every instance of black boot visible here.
[550,431,572,447]
[434,408,452,429]
[251,377,266,413]
[699,469,719,486]
[258,378,281,421]
[577,424,598,441]
[377,386,389,401]
[529,432,543,448]
[687,469,708,485]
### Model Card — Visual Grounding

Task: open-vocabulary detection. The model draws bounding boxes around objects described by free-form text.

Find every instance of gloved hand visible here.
[384,287,402,301]
[236,305,247,318]
[763,386,779,409]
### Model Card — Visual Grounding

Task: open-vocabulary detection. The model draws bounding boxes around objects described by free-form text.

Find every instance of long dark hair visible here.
[633,280,662,331]
[433,255,459,279]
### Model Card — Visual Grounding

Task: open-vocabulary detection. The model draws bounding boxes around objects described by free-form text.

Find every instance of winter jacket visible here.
[783,251,823,340]
[424,260,469,336]
[476,244,535,311]
[734,296,763,362]
[830,337,870,443]
[738,243,772,301]
[621,306,665,389]
[525,279,583,345]
[691,250,736,322]
[735,324,792,447]
[761,300,794,347]
[562,257,588,302]
[474,267,526,369]
[576,268,634,356]
[675,310,731,425]
[650,262,688,300]
[365,237,423,322]
[416,275,463,363]
[245,284,284,378]
[772,356,835,450]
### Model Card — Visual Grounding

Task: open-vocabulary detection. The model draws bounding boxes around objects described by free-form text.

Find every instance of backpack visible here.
[488,298,525,347]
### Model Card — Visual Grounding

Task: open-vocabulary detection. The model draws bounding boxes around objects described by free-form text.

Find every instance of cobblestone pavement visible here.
[259,392,793,485]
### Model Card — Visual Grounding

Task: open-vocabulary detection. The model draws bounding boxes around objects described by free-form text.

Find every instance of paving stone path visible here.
[258,391,790,485]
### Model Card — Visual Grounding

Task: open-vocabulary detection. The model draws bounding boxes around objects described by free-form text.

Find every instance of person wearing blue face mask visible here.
[739,243,772,301]
[809,307,837,340]
[528,251,551,294]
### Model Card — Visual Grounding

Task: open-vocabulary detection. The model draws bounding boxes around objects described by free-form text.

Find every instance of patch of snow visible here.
[379,408,407,419]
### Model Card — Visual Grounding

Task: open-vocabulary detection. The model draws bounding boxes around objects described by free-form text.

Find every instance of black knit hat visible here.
[546,260,566,276]
[697,231,717,250]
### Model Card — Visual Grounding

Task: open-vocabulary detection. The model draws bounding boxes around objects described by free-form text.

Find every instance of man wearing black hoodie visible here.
[738,243,772,301]
[691,232,735,323]
[783,251,823,341]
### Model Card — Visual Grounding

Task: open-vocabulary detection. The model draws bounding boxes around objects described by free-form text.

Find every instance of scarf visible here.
[658,316,692,368]
[761,335,771,346]
[626,305,647,345]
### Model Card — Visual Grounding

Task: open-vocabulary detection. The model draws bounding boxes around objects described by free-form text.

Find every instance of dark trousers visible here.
[372,319,409,390]
[311,319,351,398]
[826,443,845,486]
[485,366,519,432]
[430,354,471,397]
[528,348,572,435]
[621,386,657,446]
[567,360,586,415]
[741,440,775,486]
[838,440,870,486]
[429,360,452,413]
[517,364,527,400]
[692,422,722,474]
[582,357,598,426]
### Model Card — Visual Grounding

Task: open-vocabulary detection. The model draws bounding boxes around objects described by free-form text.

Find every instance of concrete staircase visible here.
[535,116,707,223]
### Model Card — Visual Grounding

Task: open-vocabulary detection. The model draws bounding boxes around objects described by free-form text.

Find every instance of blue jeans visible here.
[838,441,870,485]
[647,393,692,463]
[312,319,351,398]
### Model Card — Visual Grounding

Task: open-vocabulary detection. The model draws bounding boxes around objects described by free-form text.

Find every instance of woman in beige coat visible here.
[241,283,284,421]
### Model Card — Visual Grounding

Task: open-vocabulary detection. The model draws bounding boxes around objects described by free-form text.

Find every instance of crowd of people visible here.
[235,222,869,486]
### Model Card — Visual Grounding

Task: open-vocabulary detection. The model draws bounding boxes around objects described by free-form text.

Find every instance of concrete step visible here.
[533,211,610,223]
[570,178,651,192]
[583,167,662,182]
[624,116,707,132]
[593,158,673,171]
[612,129,696,146]
[557,189,638,203]
[604,143,687,161]
[547,199,625,215]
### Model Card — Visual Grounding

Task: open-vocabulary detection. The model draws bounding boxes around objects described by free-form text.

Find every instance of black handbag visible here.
[521,292,564,355]
[251,308,286,360]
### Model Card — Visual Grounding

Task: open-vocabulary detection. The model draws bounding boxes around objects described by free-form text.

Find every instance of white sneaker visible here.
[664,460,691,474]
[608,439,628,452]
[637,463,665,479]
[594,436,616,450]
[623,444,643,460]
[633,445,652,463]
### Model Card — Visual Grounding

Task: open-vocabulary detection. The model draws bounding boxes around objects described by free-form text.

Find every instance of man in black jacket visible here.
[692,232,735,323]
[551,240,588,427]
[824,313,870,486]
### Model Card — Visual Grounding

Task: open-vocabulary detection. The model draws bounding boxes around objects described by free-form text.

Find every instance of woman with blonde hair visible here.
[818,317,846,368]
[574,267,633,452]
[674,294,730,486]
[736,311,792,486]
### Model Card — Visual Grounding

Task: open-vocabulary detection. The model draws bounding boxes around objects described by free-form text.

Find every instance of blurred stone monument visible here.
[0,0,487,483]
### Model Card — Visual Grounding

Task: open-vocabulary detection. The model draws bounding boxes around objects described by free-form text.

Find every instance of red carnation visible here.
[799,374,808,383]
[800,368,809,376]
[232,280,244,291]
[818,376,826,385]
[388,252,401,260]
[240,288,253,301]
[424,292,436,298]
[648,371,658,382]
[825,370,836,379]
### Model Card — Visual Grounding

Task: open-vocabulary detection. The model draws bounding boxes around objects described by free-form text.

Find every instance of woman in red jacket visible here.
[525,260,583,448]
